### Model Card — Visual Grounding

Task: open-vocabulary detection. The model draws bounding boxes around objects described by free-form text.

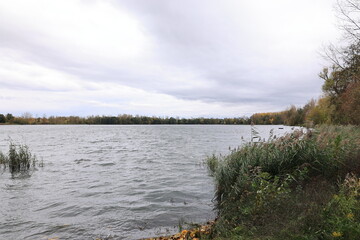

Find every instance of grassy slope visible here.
[207,125,360,240]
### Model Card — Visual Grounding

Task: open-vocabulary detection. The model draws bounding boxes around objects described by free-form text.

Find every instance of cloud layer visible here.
[0,0,338,117]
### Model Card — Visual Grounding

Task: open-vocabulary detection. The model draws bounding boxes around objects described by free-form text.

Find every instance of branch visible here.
[337,0,360,33]
[344,0,360,12]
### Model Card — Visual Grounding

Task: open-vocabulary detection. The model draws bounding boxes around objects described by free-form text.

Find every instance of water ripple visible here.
[0,125,296,239]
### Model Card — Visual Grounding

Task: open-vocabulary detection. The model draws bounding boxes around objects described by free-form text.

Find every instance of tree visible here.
[6,113,14,122]
[319,0,360,124]
[0,114,6,123]
[340,82,360,124]
[335,0,360,43]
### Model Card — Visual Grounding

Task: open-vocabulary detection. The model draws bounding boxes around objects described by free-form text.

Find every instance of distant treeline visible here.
[0,113,252,125]
[1,83,358,127]
[2,85,358,127]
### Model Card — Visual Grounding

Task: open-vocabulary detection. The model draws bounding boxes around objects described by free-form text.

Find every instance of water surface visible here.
[0,125,295,239]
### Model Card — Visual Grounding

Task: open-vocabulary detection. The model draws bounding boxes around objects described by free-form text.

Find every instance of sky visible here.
[0,0,340,118]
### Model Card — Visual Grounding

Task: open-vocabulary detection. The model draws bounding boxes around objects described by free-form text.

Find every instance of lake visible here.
[0,125,295,240]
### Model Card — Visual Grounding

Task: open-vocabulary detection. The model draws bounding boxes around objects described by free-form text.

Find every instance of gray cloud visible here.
[0,0,338,116]
[114,0,335,103]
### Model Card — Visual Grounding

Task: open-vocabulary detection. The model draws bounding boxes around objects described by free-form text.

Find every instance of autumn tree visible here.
[340,82,360,124]
[319,0,360,124]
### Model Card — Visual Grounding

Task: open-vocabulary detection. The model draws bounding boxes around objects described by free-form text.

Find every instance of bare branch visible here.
[344,0,360,12]
[337,0,360,34]
[321,44,345,69]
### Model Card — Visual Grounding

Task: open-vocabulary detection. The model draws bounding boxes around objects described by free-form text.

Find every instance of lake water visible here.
[0,125,295,240]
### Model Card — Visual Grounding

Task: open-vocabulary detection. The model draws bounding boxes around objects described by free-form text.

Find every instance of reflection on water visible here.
[0,125,295,240]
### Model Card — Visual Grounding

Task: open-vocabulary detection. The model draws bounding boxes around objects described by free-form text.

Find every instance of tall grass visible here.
[207,125,360,239]
[0,142,39,175]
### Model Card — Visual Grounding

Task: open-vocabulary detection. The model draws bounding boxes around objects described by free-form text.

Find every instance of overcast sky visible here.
[0,0,339,117]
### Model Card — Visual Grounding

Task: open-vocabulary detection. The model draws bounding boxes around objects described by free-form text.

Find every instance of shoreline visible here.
[142,221,214,240]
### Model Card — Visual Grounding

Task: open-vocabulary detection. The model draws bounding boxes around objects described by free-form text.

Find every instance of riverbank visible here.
[143,221,214,240]
[204,125,360,239]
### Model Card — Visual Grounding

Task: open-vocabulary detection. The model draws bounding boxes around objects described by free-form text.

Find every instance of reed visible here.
[0,142,38,174]
[207,125,360,239]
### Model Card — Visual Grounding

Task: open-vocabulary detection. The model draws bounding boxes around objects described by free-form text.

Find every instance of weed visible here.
[320,174,360,239]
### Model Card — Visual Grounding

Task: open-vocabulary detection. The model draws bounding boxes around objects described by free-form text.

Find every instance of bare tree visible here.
[335,0,360,43]
[320,0,360,97]
[321,0,360,68]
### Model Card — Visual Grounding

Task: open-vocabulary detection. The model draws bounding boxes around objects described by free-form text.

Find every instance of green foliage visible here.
[251,112,284,125]
[320,174,360,239]
[207,154,218,176]
[6,113,14,122]
[207,126,360,239]
[251,172,292,212]
[250,102,317,126]
[306,97,334,125]
[0,114,6,123]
